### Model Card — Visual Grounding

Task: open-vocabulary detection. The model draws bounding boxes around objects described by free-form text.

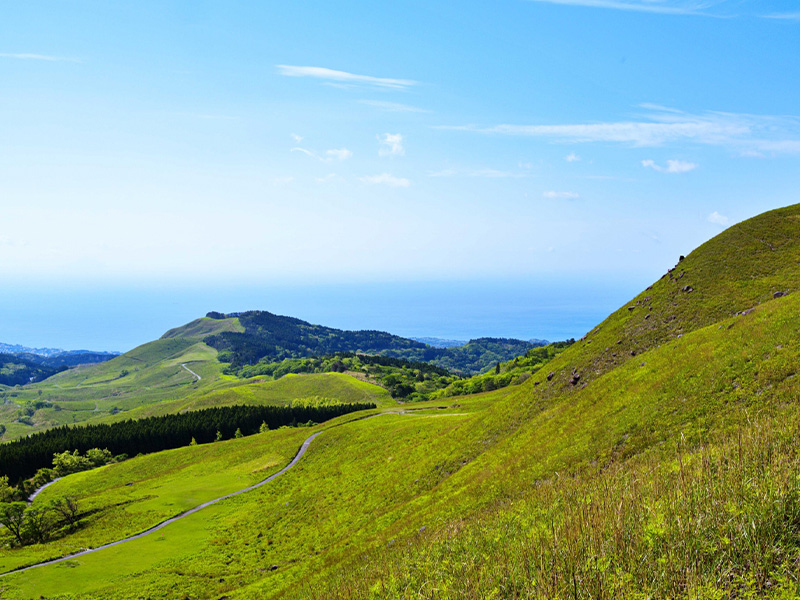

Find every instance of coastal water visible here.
[1,277,648,353]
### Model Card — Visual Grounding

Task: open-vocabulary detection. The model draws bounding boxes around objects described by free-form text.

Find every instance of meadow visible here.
[0,205,799,598]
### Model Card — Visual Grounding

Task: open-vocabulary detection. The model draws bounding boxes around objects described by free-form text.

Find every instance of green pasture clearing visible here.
[0,425,311,574]
[160,316,244,340]
[0,404,486,599]
[112,373,395,421]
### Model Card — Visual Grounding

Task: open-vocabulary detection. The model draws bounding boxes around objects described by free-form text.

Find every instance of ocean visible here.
[1,277,648,353]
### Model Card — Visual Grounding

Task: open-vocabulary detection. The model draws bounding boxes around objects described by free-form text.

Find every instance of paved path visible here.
[0,432,320,577]
[181,363,201,381]
[2,408,457,578]
[27,477,63,504]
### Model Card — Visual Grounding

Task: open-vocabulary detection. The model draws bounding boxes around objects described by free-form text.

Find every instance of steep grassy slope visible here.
[1,205,798,599]
[533,203,800,397]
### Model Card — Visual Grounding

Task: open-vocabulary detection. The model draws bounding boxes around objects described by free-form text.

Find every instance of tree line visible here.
[236,353,461,401]
[0,402,375,483]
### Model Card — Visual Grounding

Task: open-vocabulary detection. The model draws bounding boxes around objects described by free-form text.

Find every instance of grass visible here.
[314,410,800,600]
[0,205,799,598]
[0,425,311,574]
[1,340,392,441]
[160,316,244,340]
[0,399,493,598]
[112,372,394,421]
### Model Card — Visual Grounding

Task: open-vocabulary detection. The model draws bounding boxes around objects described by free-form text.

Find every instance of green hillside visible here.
[204,310,542,374]
[161,315,245,340]
[0,311,537,439]
[1,205,799,599]
[0,316,391,441]
[545,203,800,395]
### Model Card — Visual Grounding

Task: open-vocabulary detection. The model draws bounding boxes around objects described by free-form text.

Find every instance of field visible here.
[1,205,800,598]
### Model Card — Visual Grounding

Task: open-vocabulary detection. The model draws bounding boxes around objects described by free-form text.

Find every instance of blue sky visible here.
[2,0,800,348]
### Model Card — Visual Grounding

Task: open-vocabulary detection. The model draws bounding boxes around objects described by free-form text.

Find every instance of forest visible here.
[0,353,67,386]
[204,311,544,374]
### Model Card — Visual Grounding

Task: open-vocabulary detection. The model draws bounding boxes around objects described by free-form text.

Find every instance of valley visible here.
[0,205,799,598]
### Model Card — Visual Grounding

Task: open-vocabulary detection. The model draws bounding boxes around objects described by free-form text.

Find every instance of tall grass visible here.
[312,410,800,599]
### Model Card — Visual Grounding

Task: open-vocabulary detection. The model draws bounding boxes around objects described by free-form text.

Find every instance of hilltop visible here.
[202,309,543,374]
[1,205,799,599]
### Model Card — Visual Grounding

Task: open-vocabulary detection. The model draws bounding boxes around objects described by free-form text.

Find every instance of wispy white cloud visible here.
[426,168,528,178]
[0,53,81,62]
[360,100,430,113]
[708,211,730,226]
[277,65,417,90]
[378,133,405,157]
[438,105,800,155]
[565,152,581,162]
[315,173,341,184]
[291,147,316,159]
[543,191,580,199]
[470,169,527,178]
[291,133,303,143]
[428,169,459,177]
[271,176,295,185]
[763,12,800,21]
[641,158,698,173]
[326,148,353,161]
[359,173,411,187]
[291,146,352,162]
[522,0,727,16]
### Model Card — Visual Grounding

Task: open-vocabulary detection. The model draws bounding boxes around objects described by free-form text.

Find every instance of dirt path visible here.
[181,363,201,381]
[26,478,63,504]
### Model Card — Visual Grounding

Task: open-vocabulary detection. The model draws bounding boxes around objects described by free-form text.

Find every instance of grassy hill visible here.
[1,205,799,599]
[0,317,392,441]
[204,310,543,374]
[0,311,541,439]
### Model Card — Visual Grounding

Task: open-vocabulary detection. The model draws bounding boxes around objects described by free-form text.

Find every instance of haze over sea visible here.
[1,277,641,353]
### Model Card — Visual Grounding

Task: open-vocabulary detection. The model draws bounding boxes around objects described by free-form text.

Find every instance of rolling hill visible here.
[0,312,544,441]
[204,309,544,374]
[1,205,799,599]
[0,316,393,441]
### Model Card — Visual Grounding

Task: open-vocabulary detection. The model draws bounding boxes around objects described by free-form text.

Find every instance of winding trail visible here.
[181,363,201,381]
[0,432,320,577]
[1,409,462,578]
[27,478,63,504]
